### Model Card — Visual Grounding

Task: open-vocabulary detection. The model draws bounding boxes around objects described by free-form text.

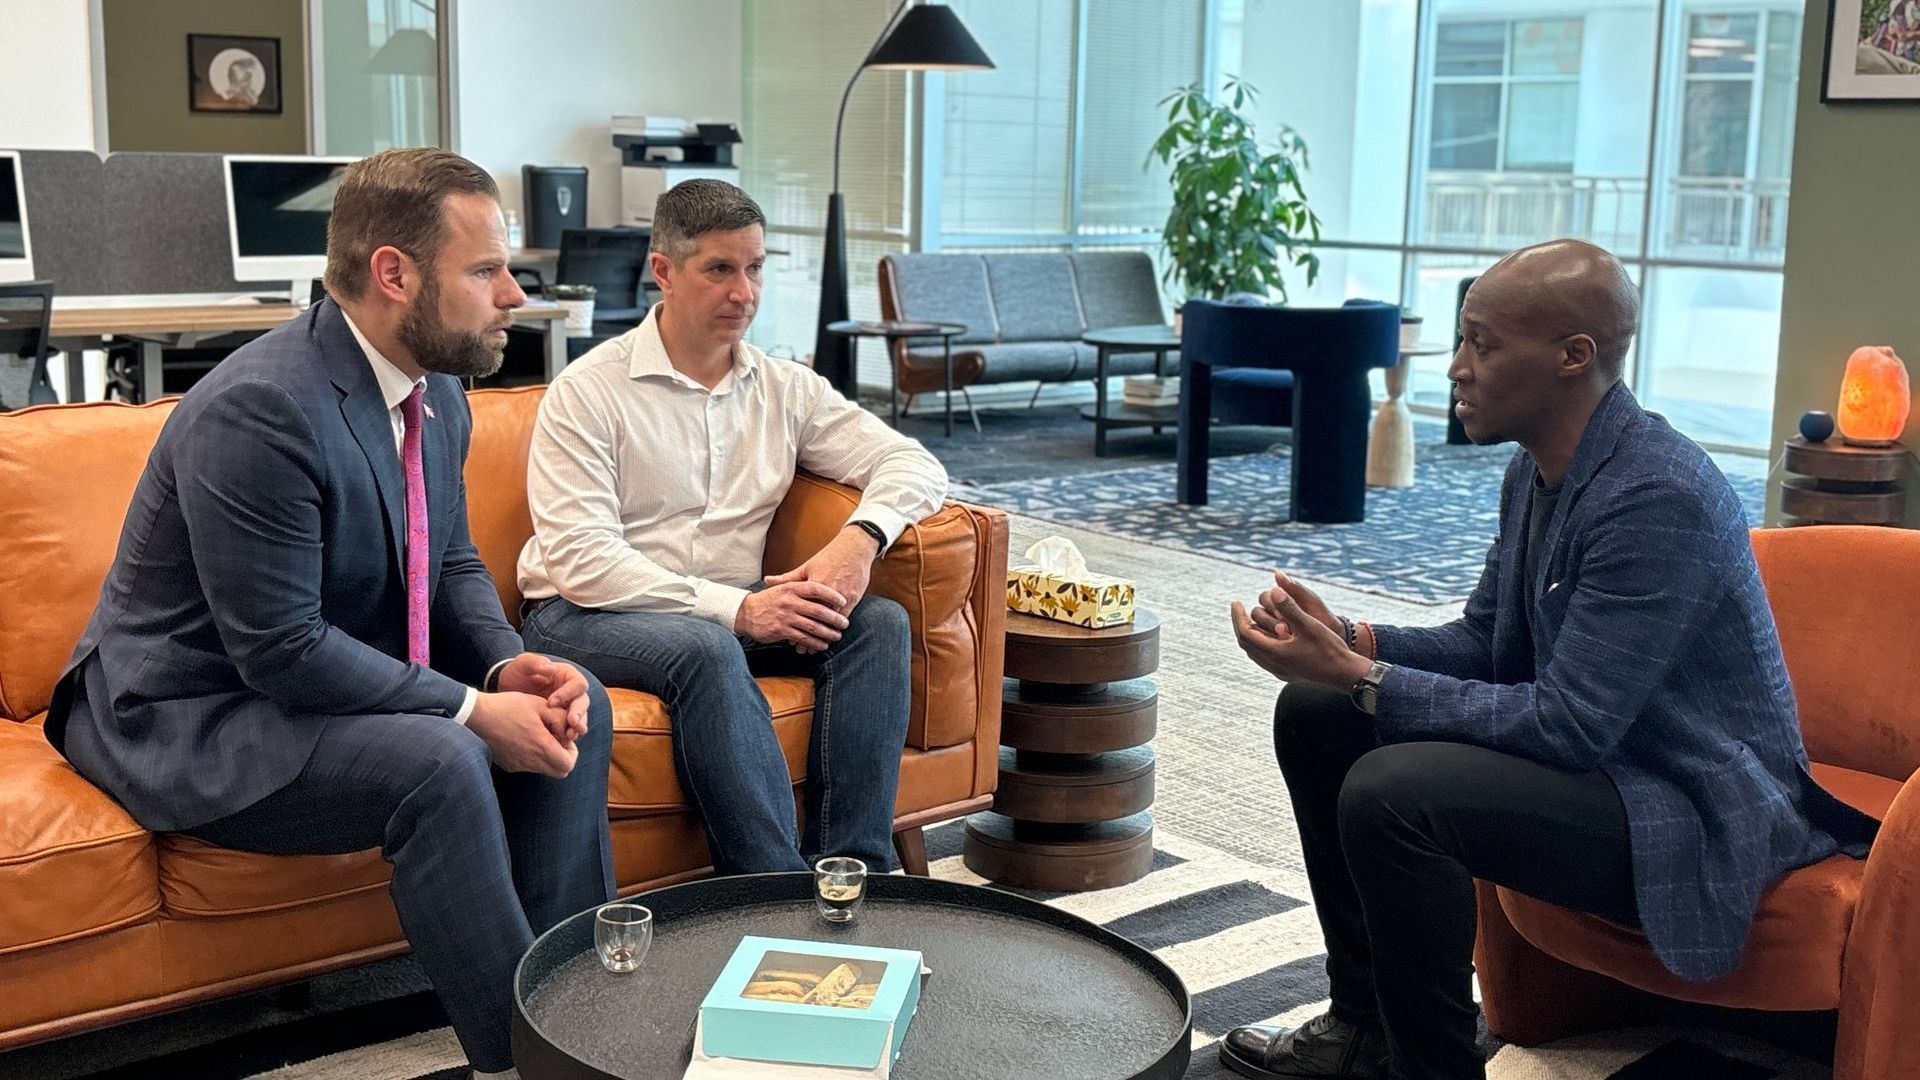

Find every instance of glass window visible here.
[1512,18,1584,76]
[939,0,1076,238]
[1078,0,1206,236]
[1685,13,1759,74]
[1679,81,1751,177]
[1431,84,1501,170]
[1636,266,1782,449]
[1504,82,1579,171]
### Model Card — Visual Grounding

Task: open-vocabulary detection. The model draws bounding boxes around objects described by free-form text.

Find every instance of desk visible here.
[49,301,571,402]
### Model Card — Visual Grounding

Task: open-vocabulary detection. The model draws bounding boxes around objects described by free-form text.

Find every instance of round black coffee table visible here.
[513,874,1190,1080]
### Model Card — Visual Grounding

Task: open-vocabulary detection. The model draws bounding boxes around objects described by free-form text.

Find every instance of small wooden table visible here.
[1780,437,1911,526]
[964,609,1161,892]
[48,301,571,403]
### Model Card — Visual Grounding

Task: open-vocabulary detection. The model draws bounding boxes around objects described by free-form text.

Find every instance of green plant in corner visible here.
[1147,78,1321,304]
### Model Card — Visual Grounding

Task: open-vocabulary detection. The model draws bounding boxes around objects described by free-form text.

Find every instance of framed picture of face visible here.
[1825,0,1920,100]
[188,33,283,114]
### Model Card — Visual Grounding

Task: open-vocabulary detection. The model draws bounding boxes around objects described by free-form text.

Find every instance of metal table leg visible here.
[1094,345,1112,456]
[888,334,900,426]
[140,341,164,403]
[64,351,87,404]
[943,337,954,438]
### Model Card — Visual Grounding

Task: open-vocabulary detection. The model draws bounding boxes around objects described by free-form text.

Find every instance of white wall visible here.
[454,0,743,229]
[0,0,97,150]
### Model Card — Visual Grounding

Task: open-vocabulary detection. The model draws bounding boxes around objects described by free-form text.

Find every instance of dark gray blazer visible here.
[1372,383,1877,981]
[46,298,525,832]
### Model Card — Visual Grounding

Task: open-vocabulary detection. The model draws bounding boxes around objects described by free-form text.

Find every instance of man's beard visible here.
[396,274,507,379]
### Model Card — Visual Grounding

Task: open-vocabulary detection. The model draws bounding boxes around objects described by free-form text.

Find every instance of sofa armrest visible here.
[1837,771,1920,1080]
[765,473,1008,782]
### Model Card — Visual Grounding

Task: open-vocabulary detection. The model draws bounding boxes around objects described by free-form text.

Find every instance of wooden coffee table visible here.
[964,610,1161,892]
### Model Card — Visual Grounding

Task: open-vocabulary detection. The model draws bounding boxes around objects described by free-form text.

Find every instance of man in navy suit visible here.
[1218,241,1878,1080]
[45,148,613,1080]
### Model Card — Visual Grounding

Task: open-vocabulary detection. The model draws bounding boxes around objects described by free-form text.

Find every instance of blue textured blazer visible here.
[1371,383,1877,981]
[46,298,525,832]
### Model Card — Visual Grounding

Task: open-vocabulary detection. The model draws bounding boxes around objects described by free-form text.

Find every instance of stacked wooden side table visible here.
[964,610,1161,892]
[1780,437,1910,526]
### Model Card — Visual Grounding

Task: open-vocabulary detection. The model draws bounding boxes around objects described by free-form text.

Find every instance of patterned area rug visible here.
[956,438,1769,606]
[19,821,1825,1080]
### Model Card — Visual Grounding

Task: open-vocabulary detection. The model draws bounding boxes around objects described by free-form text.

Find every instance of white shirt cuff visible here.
[849,504,910,550]
[692,579,752,631]
[454,686,479,725]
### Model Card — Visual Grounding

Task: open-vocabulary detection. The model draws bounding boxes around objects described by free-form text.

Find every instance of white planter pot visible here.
[1399,320,1424,350]
[557,298,597,337]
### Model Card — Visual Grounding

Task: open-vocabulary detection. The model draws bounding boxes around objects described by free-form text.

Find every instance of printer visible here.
[612,117,742,227]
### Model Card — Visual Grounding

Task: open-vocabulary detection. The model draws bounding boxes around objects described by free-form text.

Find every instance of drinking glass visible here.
[814,857,868,924]
[594,903,653,973]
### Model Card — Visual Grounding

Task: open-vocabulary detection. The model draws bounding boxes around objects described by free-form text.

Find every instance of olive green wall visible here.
[1771,9,1920,523]
[103,0,306,154]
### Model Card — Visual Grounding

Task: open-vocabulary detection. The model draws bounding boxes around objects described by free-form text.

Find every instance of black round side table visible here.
[824,320,970,435]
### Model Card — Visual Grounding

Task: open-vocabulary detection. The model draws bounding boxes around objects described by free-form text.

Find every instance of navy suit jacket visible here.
[46,298,525,832]
[1371,383,1877,981]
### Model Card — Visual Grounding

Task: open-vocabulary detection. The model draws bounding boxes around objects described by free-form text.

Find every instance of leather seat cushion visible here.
[1500,763,1899,1013]
[608,678,814,814]
[158,838,391,918]
[0,719,159,952]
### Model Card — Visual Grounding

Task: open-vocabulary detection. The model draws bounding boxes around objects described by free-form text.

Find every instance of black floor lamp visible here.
[814,2,992,399]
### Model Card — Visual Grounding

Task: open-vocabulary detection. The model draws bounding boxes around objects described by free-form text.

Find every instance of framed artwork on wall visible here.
[188,33,283,114]
[1824,0,1920,100]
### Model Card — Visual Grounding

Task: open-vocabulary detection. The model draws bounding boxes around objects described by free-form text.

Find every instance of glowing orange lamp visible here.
[1836,345,1911,447]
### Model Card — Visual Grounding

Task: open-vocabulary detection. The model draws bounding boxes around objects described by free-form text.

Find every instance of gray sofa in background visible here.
[877,251,1172,404]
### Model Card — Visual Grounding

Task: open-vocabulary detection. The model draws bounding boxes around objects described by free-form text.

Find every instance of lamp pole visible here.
[813,0,916,400]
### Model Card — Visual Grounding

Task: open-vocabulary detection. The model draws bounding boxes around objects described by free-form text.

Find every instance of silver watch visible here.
[1350,660,1392,715]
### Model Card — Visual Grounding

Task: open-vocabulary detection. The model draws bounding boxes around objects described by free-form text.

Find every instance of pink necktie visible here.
[400,385,430,667]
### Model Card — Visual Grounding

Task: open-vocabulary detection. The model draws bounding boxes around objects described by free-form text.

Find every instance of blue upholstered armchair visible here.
[1176,298,1401,523]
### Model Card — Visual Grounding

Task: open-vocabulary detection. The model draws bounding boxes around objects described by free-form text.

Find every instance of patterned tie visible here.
[400,384,431,667]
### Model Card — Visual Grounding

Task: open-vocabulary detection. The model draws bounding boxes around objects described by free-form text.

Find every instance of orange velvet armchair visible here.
[1472,525,1920,1080]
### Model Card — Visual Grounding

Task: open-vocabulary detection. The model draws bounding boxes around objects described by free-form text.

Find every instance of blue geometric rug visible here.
[958,437,1768,606]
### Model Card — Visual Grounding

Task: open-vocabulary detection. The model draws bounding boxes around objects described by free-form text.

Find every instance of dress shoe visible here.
[1219,1012,1389,1079]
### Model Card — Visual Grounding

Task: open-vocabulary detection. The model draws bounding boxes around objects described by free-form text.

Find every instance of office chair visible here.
[557,227,652,325]
[0,281,58,411]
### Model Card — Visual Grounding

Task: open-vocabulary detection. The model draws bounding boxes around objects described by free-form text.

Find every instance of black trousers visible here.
[1273,683,1639,1080]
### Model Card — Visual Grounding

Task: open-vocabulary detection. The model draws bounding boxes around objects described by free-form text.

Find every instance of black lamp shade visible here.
[865,4,995,71]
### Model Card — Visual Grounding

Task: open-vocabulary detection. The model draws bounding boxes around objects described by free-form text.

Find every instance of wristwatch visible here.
[848,519,888,551]
[1350,660,1393,715]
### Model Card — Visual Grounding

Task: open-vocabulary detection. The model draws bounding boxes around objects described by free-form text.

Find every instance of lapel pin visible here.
[424,403,437,420]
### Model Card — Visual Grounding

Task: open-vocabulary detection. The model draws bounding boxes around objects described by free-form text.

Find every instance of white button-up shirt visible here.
[341,309,495,723]
[517,305,948,629]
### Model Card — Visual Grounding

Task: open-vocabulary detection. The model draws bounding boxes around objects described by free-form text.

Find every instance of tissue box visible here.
[695,937,924,1072]
[1007,565,1136,628]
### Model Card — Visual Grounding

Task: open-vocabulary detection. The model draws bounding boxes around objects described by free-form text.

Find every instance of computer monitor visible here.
[223,155,355,295]
[0,152,34,285]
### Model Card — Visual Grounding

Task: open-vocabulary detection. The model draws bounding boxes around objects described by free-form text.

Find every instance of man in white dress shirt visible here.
[518,180,948,875]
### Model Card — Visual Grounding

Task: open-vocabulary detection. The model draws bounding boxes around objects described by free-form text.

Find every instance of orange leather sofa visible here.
[0,387,1007,1051]
[1473,525,1917,1080]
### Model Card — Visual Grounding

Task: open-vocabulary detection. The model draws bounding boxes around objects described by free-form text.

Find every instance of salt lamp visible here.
[1836,346,1910,447]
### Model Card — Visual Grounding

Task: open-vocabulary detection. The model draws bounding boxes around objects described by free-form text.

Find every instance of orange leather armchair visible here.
[1473,525,1919,1080]
[0,387,1007,1050]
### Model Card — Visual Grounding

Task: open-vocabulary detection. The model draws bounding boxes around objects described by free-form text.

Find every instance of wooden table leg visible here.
[894,825,930,877]
[1366,361,1416,488]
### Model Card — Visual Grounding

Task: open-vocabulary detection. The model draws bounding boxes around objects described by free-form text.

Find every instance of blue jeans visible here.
[521,592,912,875]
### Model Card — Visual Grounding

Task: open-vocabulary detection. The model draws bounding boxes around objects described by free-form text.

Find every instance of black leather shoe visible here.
[1219,1012,1390,1079]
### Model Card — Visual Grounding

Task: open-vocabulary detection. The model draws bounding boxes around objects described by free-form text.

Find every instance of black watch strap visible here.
[849,519,888,550]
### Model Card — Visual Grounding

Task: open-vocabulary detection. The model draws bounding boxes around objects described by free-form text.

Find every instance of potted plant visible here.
[1147,78,1322,331]
[1399,305,1424,349]
[550,282,598,338]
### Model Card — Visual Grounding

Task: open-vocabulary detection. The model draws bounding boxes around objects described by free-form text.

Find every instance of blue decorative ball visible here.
[1799,409,1835,443]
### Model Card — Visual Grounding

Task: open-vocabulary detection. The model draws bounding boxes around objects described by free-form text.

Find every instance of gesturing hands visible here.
[468,653,595,778]
[1230,571,1372,690]
[746,524,884,653]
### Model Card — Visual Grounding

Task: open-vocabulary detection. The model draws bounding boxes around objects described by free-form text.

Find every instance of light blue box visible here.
[696,936,924,1071]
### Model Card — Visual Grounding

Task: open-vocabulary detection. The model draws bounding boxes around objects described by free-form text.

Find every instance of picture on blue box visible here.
[740,951,886,1010]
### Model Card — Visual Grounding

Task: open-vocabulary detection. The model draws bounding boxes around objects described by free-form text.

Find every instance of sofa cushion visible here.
[1072,251,1167,330]
[159,838,391,917]
[983,255,1086,343]
[464,387,547,626]
[916,342,1079,385]
[0,719,159,953]
[0,400,179,722]
[884,254,1000,345]
[607,679,814,813]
